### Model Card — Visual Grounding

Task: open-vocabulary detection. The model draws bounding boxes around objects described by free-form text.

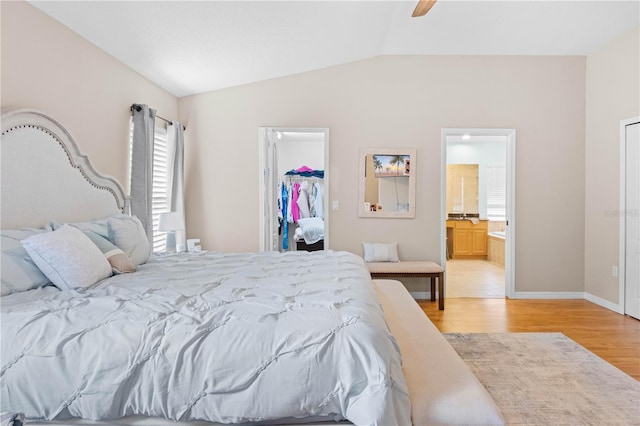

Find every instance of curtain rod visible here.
[130,104,186,131]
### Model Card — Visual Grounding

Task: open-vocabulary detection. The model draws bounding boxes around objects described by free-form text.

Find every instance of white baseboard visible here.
[511,291,584,299]
[410,290,624,315]
[409,291,431,300]
[584,292,624,314]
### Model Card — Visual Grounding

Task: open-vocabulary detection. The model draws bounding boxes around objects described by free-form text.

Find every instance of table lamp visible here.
[158,212,184,253]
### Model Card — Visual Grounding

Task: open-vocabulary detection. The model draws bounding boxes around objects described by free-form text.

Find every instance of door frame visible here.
[619,116,640,314]
[441,128,517,298]
[258,127,330,252]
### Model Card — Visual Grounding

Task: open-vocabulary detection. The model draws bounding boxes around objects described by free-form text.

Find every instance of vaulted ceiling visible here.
[29,1,640,97]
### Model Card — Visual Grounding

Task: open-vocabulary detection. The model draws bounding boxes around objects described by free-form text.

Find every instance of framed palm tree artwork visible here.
[359,148,416,219]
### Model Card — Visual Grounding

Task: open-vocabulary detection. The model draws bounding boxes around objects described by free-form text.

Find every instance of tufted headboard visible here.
[1,108,128,229]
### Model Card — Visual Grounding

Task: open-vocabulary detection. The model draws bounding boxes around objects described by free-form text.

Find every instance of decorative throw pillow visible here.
[83,230,136,274]
[107,215,150,266]
[22,225,112,290]
[1,226,53,296]
[362,242,400,263]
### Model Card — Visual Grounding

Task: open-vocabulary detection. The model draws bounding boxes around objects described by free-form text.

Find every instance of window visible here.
[486,162,506,221]
[129,123,169,253]
[151,127,169,253]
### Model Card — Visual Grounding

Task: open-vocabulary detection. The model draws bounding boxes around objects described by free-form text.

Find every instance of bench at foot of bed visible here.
[372,279,504,425]
[367,261,445,310]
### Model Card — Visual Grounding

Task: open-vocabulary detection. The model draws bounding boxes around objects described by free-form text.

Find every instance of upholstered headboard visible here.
[1,108,128,229]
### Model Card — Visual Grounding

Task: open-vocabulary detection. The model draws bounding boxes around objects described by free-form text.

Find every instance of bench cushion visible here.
[366,261,444,274]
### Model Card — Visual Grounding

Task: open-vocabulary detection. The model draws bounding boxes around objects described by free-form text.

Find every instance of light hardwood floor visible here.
[446,259,505,298]
[419,298,640,381]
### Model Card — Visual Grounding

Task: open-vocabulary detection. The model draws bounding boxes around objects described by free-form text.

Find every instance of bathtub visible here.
[487,231,505,267]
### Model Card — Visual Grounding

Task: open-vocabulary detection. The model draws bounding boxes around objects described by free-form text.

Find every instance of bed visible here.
[0,108,504,426]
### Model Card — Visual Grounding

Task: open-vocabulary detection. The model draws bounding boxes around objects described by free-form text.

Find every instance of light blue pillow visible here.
[50,216,111,240]
[108,215,150,266]
[1,226,53,296]
[22,225,112,290]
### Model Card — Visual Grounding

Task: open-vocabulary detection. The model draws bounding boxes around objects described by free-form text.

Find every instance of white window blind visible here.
[486,162,506,221]
[129,123,169,253]
[152,128,169,253]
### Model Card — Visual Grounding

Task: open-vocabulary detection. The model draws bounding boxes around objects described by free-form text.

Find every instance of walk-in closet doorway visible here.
[259,127,330,252]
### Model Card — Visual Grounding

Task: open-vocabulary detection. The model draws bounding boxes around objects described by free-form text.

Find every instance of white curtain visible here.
[130,104,156,243]
[166,121,186,250]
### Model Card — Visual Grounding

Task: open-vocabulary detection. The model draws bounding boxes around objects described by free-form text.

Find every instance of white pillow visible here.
[1,226,53,296]
[362,242,399,263]
[22,225,112,290]
[108,215,150,266]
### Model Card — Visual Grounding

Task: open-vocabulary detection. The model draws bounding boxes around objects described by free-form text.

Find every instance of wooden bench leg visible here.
[438,272,445,310]
[430,276,436,302]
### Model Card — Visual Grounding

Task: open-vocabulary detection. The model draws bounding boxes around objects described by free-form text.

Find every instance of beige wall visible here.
[180,55,587,293]
[1,1,178,188]
[2,1,598,295]
[585,28,640,305]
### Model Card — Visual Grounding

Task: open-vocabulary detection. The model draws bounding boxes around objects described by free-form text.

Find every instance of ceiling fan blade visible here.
[412,0,437,17]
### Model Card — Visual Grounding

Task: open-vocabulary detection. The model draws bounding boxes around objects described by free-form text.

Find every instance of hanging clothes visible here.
[314,182,324,219]
[278,172,325,251]
[291,182,301,223]
[310,184,317,218]
[277,182,283,222]
[281,183,289,250]
[297,181,312,219]
[277,182,283,235]
[286,184,293,224]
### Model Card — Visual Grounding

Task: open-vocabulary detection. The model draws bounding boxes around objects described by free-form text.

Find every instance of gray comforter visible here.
[0,250,410,425]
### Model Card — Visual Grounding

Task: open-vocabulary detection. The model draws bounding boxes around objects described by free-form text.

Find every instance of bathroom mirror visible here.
[358,148,416,218]
[446,164,479,215]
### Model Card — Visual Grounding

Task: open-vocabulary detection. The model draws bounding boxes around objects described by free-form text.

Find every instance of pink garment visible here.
[291,182,301,223]
[295,165,314,173]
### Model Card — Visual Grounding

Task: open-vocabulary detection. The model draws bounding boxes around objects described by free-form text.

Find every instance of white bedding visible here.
[1,251,410,425]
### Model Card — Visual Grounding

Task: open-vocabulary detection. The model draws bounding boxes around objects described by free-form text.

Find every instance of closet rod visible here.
[130,104,186,131]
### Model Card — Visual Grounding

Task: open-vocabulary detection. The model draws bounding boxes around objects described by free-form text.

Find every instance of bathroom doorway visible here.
[441,128,516,299]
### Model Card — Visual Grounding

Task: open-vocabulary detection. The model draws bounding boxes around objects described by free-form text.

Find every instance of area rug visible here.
[444,333,640,425]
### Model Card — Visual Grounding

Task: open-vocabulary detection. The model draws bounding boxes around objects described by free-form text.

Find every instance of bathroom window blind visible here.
[486,163,506,221]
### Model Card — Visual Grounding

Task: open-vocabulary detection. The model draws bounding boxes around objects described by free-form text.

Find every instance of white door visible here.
[625,121,640,319]
[258,128,279,251]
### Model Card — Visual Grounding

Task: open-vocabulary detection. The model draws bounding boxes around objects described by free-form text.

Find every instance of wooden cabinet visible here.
[453,227,473,255]
[446,220,488,259]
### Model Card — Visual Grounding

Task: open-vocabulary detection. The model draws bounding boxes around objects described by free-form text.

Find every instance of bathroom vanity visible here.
[446,219,489,259]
